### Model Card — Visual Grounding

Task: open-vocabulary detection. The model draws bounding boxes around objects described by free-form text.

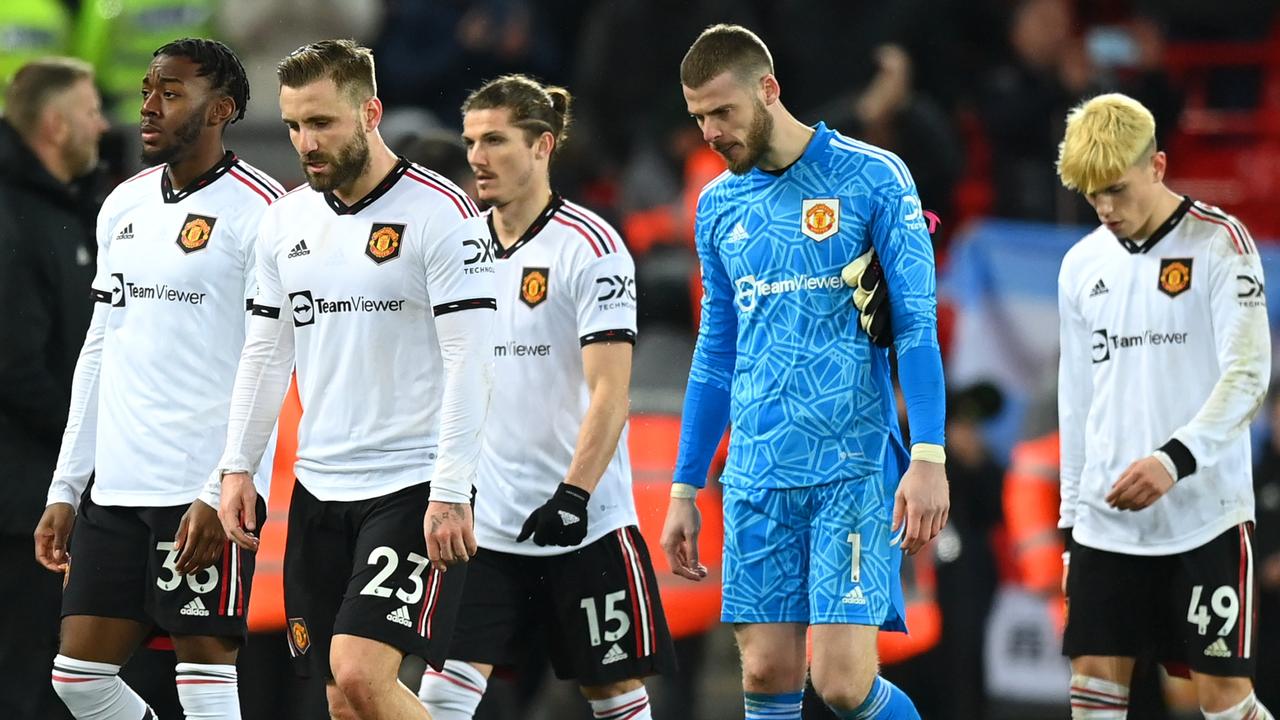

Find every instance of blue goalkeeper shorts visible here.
[720,446,908,628]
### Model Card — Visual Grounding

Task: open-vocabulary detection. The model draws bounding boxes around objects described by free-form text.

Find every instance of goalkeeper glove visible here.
[517,482,590,546]
[842,248,892,348]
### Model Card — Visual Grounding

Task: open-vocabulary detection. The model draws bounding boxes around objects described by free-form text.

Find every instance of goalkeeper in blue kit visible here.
[659,25,949,720]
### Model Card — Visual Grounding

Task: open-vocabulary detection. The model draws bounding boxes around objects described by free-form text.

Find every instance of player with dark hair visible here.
[416,74,676,720]
[661,24,948,720]
[35,37,282,720]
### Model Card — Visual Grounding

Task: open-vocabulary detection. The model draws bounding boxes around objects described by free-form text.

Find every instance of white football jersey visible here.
[49,153,283,508]
[217,159,495,502]
[475,196,640,556]
[1058,197,1270,555]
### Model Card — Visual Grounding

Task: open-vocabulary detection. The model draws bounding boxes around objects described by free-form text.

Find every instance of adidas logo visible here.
[728,222,750,243]
[559,510,581,526]
[287,239,311,258]
[386,605,413,627]
[602,643,629,665]
[1089,279,1109,297]
[180,597,210,617]
[1204,638,1232,658]
[115,223,134,241]
[841,586,868,605]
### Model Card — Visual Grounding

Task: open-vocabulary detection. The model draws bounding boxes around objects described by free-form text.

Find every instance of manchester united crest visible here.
[1158,258,1193,297]
[521,267,549,308]
[801,198,840,241]
[287,618,311,655]
[366,223,405,264]
[176,214,216,253]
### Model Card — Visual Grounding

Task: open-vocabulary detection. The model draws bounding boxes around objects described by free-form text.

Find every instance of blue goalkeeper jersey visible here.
[677,122,943,490]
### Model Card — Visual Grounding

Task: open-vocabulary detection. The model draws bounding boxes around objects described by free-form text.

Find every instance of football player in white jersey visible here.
[1056,93,1273,720]
[33,38,283,720]
[205,40,495,720]
[417,74,675,720]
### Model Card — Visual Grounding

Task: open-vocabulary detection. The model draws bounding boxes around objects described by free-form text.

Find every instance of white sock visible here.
[1070,674,1129,719]
[51,654,155,720]
[419,660,487,720]
[589,685,652,720]
[1203,691,1275,720]
[176,662,240,719]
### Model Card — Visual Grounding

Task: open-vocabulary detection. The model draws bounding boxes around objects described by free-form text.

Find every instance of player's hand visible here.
[660,497,708,581]
[841,248,892,348]
[517,482,590,546]
[425,501,477,572]
[34,503,75,573]
[1105,456,1174,511]
[175,500,227,574]
[217,472,260,552]
[891,460,949,555]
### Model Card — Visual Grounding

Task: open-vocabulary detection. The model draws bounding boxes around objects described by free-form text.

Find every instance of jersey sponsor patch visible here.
[287,617,311,656]
[801,198,840,241]
[366,223,405,264]
[521,267,549,308]
[176,214,216,254]
[1159,258,1193,297]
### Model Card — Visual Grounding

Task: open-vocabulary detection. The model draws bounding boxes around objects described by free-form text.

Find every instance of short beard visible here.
[140,106,205,166]
[725,98,774,175]
[302,127,370,193]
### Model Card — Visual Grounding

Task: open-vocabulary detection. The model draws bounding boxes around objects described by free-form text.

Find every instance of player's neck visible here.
[758,110,814,172]
[1131,187,1184,241]
[491,184,553,250]
[333,138,397,205]
[166,140,226,191]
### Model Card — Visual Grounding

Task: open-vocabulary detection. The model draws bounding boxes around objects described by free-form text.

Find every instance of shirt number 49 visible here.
[1186,584,1240,637]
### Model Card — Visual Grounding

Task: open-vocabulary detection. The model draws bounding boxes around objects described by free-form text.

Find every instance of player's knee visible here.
[741,653,806,693]
[330,657,387,712]
[580,677,643,701]
[810,665,876,712]
[325,681,360,720]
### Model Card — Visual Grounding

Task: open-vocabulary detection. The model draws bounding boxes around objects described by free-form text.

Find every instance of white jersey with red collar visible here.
[49,153,283,508]
[1058,197,1270,555]
[212,159,496,503]
[474,195,640,556]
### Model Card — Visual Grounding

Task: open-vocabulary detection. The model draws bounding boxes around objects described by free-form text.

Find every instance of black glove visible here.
[517,483,590,546]
[841,248,893,348]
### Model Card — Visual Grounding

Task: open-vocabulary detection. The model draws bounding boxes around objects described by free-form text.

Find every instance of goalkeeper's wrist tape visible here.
[670,483,699,499]
[910,443,946,464]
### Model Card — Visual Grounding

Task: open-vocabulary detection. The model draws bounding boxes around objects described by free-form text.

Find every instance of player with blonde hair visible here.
[1056,93,1273,720]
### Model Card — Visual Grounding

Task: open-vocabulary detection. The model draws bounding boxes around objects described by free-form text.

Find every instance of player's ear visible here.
[535,130,554,160]
[760,73,780,106]
[362,96,383,132]
[208,95,235,128]
[1150,150,1167,183]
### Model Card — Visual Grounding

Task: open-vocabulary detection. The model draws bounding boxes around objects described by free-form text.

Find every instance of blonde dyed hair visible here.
[1056,93,1156,194]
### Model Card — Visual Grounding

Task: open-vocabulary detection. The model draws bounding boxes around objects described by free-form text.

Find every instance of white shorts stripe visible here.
[617,528,652,656]
[1242,525,1254,658]
[226,544,239,616]
[418,569,442,638]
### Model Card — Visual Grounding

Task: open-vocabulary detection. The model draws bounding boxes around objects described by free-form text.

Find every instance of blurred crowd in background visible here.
[4,0,1280,718]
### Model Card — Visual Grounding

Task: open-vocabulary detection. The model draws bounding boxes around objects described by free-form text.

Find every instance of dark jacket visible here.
[0,120,101,535]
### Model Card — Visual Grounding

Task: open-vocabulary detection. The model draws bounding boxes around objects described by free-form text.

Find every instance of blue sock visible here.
[829,676,919,719]
[744,690,803,719]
